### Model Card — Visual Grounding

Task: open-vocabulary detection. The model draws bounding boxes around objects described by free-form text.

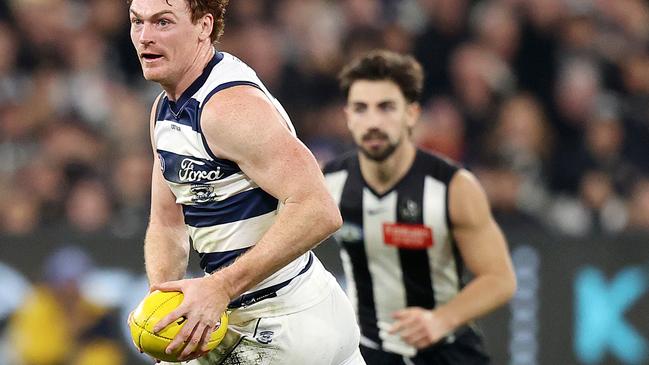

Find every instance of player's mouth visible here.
[365,139,387,150]
[141,52,164,63]
[362,130,389,147]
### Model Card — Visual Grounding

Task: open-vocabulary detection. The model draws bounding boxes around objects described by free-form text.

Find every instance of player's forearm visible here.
[213,193,342,299]
[144,223,191,286]
[435,271,516,330]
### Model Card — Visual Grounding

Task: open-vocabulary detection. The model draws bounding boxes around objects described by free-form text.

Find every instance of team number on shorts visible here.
[383,223,433,249]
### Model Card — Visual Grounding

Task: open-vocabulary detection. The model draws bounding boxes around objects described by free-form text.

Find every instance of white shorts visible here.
[167,257,365,365]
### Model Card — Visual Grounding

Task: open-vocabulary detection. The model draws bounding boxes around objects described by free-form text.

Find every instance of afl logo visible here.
[158,153,166,173]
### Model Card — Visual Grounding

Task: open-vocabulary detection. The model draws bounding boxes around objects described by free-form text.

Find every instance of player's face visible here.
[129,0,204,84]
[345,80,419,162]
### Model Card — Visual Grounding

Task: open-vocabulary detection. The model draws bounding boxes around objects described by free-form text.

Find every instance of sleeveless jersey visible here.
[323,149,462,356]
[153,51,309,296]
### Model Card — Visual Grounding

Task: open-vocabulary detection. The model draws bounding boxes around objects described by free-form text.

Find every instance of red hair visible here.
[127,0,229,43]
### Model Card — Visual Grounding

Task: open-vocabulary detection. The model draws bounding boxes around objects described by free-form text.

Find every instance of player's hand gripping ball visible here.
[129,290,228,362]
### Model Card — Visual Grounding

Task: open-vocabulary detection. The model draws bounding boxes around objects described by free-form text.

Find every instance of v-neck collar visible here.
[168,51,224,117]
[356,149,421,198]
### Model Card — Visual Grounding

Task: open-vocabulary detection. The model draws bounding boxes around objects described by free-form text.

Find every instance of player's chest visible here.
[339,190,437,250]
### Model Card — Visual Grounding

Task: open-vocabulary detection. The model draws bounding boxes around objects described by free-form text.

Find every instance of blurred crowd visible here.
[1,0,649,240]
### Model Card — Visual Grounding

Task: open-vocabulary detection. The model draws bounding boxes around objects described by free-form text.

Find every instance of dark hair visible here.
[127,0,229,43]
[338,49,424,103]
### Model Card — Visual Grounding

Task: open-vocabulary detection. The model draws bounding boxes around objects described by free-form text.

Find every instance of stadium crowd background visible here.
[0,0,648,364]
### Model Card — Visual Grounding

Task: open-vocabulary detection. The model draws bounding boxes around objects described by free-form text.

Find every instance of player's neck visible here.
[359,141,416,195]
[163,46,215,101]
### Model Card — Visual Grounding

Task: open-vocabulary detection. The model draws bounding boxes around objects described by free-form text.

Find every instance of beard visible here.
[358,129,400,162]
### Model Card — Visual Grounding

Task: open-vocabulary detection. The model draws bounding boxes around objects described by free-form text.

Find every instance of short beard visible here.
[359,142,398,162]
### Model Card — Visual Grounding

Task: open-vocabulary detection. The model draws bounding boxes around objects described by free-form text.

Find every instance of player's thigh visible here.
[340,348,367,365]
[197,286,363,364]
[286,283,362,364]
[218,286,361,364]
[273,286,362,364]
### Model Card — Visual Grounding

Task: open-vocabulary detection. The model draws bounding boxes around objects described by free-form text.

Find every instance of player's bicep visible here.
[449,170,512,277]
[241,135,323,203]
[200,87,326,202]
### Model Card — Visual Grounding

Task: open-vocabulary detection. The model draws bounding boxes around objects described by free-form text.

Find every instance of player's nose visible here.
[364,110,384,128]
[138,23,155,46]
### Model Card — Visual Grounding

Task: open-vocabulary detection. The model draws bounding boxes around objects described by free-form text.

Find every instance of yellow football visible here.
[129,290,228,362]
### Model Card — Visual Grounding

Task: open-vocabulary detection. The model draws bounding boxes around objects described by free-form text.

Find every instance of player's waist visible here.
[361,324,483,356]
[227,252,314,309]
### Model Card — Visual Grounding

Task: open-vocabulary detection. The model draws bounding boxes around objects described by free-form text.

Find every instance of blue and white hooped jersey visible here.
[153,51,308,294]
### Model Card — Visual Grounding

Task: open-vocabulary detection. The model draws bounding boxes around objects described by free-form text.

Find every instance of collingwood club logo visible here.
[179,158,224,182]
[400,198,420,222]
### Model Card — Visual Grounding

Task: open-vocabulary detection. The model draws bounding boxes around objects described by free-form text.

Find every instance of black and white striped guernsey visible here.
[324,149,463,356]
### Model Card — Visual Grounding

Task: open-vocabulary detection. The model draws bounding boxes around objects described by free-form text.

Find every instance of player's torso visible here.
[324,150,462,355]
[153,52,307,292]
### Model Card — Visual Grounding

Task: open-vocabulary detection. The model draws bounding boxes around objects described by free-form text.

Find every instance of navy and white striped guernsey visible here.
[153,51,310,298]
[323,149,466,356]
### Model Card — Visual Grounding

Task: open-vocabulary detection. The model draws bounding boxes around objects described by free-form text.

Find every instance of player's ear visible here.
[343,104,353,129]
[405,102,421,128]
[198,13,214,41]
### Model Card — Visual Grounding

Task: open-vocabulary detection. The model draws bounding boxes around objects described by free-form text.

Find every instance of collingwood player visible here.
[127,0,364,364]
[324,50,516,364]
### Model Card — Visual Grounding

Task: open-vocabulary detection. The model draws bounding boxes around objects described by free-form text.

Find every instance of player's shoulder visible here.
[209,52,256,81]
[323,150,358,175]
[416,149,460,168]
[195,52,261,103]
[413,149,462,184]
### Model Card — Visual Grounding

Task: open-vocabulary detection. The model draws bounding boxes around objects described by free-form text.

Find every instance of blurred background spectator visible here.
[6,246,124,365]
[1,0,649,364]
[0,0,645,241]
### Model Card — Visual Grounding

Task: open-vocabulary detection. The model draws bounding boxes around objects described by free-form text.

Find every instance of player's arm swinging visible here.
[390,169,517,349]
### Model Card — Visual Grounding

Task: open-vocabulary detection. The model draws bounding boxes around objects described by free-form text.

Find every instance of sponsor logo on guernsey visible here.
[179,158,224,182]
[367,207,386,215]
[383,223,433,249]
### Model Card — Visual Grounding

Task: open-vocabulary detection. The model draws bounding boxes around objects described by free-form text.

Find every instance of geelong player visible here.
[127,0,365,364]
[324,50,517,364]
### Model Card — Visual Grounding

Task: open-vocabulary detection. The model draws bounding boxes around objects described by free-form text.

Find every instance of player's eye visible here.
[379,103,396,111]
[353,105,367,113]
[131,18,143,25]
[158,19,170,26]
